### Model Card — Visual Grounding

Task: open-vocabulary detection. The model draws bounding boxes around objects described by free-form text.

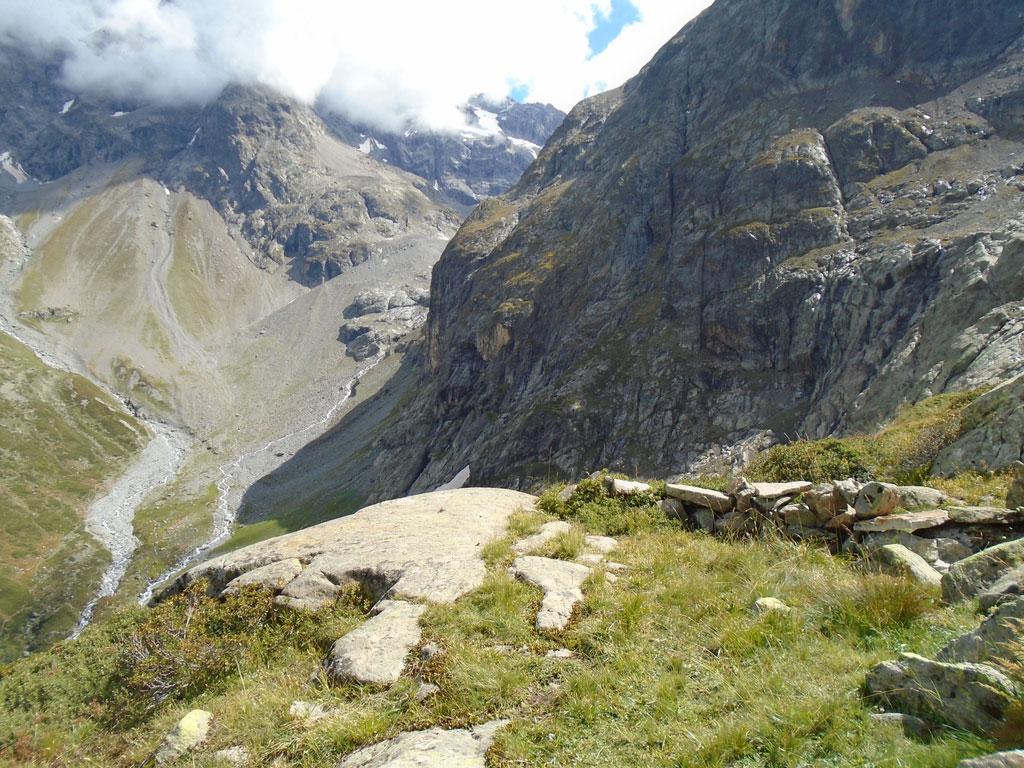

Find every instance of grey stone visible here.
[512,521,571,555]
[938,597,1024,664]
[660,498,686,519]
[752,597,791,616]
[155,710,212,764]
[854,510,949,534]
[959,751,1024,768]
[163,489,538,609]
[934,375,1024,476]
[805,483,845,520]
[781,503,818,526]
[325,600,426,685]
[336,720,508,768]
[834,479,862,507]
[897,486,949,510]
[943,538,1024,603]
[873,544,942,586]
[947,506,1024,525]
[419,643,443,661]
[868,712,931,739]
[825,511,857,531]
[510,556,592,631]
[979,568,1024,612]
[691,507,716,533]
[545,648,575,659]
[1009,463,1024,510]
[213,746,250,766]
[584,535,618,554]
[415,682,439,702]
[854,482,902,519]
[665,483,733,513]
[557,484,577,503]
[865,653,1017,733]
[290,700,333,724]
[749,481,812,501]
[604,478,652,496]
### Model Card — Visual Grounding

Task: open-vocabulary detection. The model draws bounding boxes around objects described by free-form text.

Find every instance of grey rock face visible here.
[934,375,1024,475]
[336,720,508,768]
[943,538,1024,603]
[865,653,1017,734]
[348,0,1024,500]
[325,600,426,685]
[938,596,1024,664]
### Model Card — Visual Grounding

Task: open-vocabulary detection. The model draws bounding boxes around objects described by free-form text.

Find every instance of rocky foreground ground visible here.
[136,471,1024,767]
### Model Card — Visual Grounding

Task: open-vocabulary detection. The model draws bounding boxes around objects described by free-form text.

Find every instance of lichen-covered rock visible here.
[865,653,1016,734]
[336,720,507,768]
[325,600,426,685]
[512,521,571,555]
[604,478,652,496]
[979,567,1024,612]
[155,710,212,764]
[933,375,1024,476]
[854,510,949,533]
[752,597,791,616]
[943,539,1024,603]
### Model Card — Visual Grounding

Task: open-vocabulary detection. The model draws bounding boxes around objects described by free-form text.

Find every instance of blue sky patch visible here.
[588,0,640,57]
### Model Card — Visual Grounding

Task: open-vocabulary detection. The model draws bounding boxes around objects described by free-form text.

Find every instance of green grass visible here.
[0,332,146,660]
[0,477,999,767]
[745,389,1013,502]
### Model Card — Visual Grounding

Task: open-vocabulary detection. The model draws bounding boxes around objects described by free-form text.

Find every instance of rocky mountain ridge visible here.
[320,0,1024,502]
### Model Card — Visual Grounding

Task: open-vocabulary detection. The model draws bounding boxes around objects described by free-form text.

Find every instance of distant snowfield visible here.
[60,98,75,114]
[0,151,29,183]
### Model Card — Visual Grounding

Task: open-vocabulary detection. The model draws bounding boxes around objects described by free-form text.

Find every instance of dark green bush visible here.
[539,475,669,536]
[747,438,874,484]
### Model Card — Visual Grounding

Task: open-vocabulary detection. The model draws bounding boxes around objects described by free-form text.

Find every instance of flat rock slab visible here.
[947,506,1024,525]
[960,751,1024,767]
[605,478,652,496]
[866,653,1017,734]
[750,481,812,501]
[510,556,591,631]
[336,720,507,767]
[513,521,571,554]
[854,510,949,533]
[943,538,1024,603]
[162,488,536,609]
[326,600,426,685]
[665,483,733,513]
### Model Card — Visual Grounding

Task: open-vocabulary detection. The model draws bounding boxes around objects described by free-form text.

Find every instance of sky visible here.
[0,0,714,132]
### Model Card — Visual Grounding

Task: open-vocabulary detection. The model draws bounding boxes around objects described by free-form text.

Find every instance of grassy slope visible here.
[0,333,146,660]
[0,486,1001,768]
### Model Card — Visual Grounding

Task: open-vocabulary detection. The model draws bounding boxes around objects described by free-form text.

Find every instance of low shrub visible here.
[539,476,668,536]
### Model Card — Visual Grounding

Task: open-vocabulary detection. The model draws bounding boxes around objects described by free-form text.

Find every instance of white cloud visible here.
[0,0,713,131]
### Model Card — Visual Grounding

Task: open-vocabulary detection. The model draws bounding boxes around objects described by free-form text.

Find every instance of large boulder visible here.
[854,510,949,534]
[938,597,1024,665]
[865,653,1017,734]
[872,544,942,586]
[980,567,1024,612]
[160,489,537,609]
[943,539,1024,603]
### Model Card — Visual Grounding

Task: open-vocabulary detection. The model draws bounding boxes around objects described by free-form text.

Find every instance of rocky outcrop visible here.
[160,488,537,607]
[934,375,1024,475]
[944,539,1024,603]
[349,0,1024,499]
[335,720,507,768]
[865,653,1017,734]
